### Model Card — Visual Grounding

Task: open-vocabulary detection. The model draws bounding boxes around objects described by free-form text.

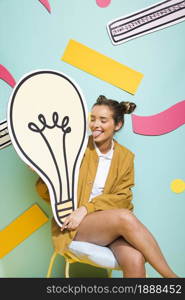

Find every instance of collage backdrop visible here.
[0,0,185,277]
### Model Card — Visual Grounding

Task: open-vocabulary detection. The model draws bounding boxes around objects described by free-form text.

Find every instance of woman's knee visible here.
[117,209,137,231]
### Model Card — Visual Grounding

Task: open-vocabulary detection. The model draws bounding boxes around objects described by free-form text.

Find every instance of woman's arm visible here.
[35,177,50,203]
[82,159,134,213]
[62,158,135,231]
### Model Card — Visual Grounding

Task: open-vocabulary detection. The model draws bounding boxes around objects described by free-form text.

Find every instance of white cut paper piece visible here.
[107,0,185,45]
[0,120,11,150]
[7,70,88,227]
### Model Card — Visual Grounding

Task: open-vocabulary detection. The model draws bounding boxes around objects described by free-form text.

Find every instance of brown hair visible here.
[93,95,136,131]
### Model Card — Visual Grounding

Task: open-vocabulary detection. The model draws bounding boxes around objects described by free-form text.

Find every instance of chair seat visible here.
[68,241,120,270]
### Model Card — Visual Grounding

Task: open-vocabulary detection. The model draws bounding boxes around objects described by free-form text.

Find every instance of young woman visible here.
[36,95,178,278]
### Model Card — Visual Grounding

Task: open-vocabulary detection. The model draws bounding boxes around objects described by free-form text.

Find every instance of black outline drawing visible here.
[28,113,72,215]
[0,120,11,149]
[107,0,185,44]
[8,70,87,226]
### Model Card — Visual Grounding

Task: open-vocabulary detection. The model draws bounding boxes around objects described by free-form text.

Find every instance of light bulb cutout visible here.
[7,70,88,227]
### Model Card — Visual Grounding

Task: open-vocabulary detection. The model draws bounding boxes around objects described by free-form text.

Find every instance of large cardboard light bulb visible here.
[7,70,88,227]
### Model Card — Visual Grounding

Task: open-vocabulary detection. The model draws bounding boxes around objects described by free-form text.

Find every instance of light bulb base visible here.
[55,200,73,225]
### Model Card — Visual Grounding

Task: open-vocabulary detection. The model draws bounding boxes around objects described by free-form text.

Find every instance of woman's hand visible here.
[60,206,87,231]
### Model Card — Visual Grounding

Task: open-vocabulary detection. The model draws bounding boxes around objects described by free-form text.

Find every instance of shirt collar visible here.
[94,140,114,160]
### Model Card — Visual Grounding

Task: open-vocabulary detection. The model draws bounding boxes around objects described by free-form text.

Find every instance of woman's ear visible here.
[115,121,123,132]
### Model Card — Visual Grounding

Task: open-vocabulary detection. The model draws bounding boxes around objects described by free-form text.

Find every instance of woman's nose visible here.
[93,119,101,127]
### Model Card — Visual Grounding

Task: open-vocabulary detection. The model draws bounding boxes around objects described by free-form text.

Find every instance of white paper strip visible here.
[0,120,11,150]
[107,0,185,45]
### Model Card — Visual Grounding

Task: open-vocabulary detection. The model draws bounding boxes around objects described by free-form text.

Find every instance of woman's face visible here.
[89,105,122,145]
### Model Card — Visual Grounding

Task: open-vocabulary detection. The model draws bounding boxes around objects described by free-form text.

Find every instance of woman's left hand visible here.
[60,206,87,231]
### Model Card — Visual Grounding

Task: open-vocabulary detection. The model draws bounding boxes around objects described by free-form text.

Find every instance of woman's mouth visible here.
[92,130,103,138]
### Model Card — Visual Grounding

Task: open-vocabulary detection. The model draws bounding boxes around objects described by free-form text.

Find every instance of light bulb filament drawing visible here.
[28,112,73,222]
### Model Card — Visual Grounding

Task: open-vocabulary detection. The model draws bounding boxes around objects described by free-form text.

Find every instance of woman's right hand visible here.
[60,206,87,231]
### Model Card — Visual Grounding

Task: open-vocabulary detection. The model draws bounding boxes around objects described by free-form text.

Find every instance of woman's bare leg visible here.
[108,237,146,278]
[73,209,178,278]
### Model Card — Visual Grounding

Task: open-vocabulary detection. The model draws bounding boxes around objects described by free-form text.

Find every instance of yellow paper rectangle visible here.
[0,204,48,259]
[62,39,143,94]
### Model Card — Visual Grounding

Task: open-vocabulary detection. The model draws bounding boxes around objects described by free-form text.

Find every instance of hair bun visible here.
[119,101,136,114]
[97,95,107,104]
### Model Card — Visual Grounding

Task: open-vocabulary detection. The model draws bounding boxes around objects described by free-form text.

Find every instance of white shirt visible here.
[89,141,114,202]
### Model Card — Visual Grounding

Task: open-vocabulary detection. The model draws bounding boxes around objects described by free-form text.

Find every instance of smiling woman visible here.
[37,94,179,278]
[0,0,184,280]
[89,95,136,153]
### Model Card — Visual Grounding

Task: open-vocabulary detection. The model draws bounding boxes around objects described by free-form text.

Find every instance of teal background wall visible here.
[0,0,184,277]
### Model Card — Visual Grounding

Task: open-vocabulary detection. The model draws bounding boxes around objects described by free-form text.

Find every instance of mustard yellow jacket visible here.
[36,136,135,261]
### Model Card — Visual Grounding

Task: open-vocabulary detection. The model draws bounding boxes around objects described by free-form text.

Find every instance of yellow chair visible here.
[47,241,122,278]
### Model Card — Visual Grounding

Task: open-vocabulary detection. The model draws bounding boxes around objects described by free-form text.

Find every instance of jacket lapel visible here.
[103,139,118,193]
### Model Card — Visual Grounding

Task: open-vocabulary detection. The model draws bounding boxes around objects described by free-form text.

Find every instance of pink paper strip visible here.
[96,0,111,8]
[0,64,16,88]
[38,0,51,13]
[132,100,185,135]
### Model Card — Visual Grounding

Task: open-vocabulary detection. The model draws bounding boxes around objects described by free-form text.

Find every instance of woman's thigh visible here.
[74,209,129,246]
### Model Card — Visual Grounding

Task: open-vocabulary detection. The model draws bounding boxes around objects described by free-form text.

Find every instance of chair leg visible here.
[65,260,70,278]
[46,251,58,278]
[106,269,112,278]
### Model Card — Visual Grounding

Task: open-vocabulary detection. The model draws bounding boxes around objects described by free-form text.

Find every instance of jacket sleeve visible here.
[82,157,134,213]
[35,177,50,204]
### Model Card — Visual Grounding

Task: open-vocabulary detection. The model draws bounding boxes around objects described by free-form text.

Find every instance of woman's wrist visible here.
[79,206,88,216]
